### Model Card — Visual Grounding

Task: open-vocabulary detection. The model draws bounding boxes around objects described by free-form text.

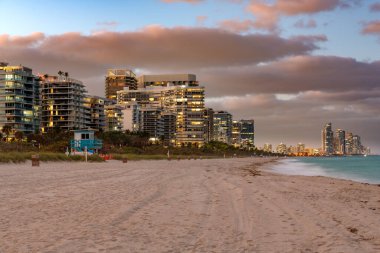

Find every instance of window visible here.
[81,133,90,139]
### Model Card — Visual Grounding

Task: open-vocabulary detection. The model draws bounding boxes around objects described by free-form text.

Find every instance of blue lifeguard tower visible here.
[70,129,103,155]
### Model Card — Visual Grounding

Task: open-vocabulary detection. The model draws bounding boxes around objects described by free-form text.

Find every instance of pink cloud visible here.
[247,0,359,31]
[1,27,321,70]
[362,21,380,35]
[201,55,380,96]
[219,19,256,33]
[0,32,45,47]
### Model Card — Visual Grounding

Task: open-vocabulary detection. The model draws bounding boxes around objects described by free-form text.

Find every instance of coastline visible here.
[1,158,379,252]
[269,156,380,185]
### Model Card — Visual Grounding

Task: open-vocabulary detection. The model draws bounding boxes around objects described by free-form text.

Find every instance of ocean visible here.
[271,155,380,184]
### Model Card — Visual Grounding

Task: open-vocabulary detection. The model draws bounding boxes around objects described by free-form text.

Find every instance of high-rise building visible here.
[263,143,272,153]
[322,122,334,155]
[335,129,346,155]
[40,75,87,133]
[345,132,353,154]
[0,63,40,137]
[204,108,214,143]
[138,74,198,88]
[83,96,106,131]
[231,120,242,147]
[297,143,305,153]
[240,119,255,148]
[276,143,287,154]
[105,69,137,101]
[118,74,205,147]
[104,103,124,132]
[352,135,363,155]
[120,102,140,132]
[138,107,162,141]
[157,111,177,146]
[213,111,232,144]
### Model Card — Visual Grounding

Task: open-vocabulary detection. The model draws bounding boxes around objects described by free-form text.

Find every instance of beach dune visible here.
[0,158,379,252]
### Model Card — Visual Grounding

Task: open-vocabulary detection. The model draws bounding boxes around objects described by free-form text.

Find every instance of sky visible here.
[1,0,380,153]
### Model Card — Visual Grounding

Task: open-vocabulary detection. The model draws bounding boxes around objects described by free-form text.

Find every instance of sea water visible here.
[271,155,380,184]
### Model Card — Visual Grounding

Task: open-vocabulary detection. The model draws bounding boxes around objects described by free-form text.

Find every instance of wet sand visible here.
[0,158,380,252]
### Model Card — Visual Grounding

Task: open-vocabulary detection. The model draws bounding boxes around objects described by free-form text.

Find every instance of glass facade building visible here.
[0,63,40,136]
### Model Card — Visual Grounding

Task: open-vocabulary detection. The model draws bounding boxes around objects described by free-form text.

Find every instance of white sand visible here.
[0,158,379,252]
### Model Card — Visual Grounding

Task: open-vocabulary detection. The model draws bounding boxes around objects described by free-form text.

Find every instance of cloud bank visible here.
[1,26,378,150]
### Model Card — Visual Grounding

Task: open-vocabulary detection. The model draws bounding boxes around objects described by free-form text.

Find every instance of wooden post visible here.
[84,146,88,163]
[31,155,39,167]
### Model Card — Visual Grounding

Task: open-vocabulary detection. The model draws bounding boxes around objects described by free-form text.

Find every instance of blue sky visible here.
[1,0,380,151]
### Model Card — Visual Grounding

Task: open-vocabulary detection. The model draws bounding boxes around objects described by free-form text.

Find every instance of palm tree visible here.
[64,72,69,80]
[1,125,12,141]
[14,131,24,141]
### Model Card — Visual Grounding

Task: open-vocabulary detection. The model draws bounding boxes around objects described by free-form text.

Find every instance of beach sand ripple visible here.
[0,158,379,252]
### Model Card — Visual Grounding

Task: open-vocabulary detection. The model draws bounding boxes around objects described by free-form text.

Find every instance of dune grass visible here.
[0,152,105,163]
[110,153,221,161]
[0,151,242,164]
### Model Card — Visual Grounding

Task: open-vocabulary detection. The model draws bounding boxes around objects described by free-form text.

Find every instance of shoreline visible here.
[1,158,379,252]
[267,157,380,185]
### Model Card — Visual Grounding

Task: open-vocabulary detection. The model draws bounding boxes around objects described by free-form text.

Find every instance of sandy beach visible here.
[0,158,379,253]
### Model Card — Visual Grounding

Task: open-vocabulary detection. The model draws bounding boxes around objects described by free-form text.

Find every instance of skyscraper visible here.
[105,69,137,101]
[213,111,232,144]
[231,120,242,147]
[263,143,272,153]
[297,143,305,153]
[335,129,346,155]
[204,108,214,143]
[352,135,363,155]
[0,63,40,137]
[276,143,287,154]
[322,122,334,155]
[240,119,255,148]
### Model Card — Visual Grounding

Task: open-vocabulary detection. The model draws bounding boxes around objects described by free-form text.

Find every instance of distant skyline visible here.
[1,0,380,152]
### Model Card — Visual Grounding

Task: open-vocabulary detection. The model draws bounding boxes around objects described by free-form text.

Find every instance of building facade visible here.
[276,143,287,154]
[105,69,137,101]
[104,103,124,131]
[213,111,232,144]
[157,111,177,146]
[263,143,272,153]
[322,122,334,155]
[240,120,255,148]
[335,129,346,155]
[231,120,242,147]
[0,63,40,137]
[40,75,87,133]
[83,96,106,131]
[204,108,214,143]
[138,74,198,88]
[118,75,205,147]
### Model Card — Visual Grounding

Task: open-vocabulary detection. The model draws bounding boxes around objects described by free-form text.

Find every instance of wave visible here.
[270,158,380,184]
[271,159,328,177]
